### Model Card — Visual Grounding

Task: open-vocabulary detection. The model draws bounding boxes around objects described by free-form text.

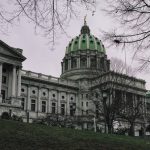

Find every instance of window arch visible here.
[90,56,96,68]
[71,57,77,69]
[65,59,68,71]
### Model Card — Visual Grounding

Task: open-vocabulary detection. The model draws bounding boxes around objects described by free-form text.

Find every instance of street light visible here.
[102,90,108,133]
[102,91,107,99]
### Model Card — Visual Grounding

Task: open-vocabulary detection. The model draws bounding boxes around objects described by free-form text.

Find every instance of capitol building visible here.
[0,21,148,135]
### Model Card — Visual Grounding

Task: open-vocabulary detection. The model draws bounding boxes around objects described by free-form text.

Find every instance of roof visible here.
[0,40,26,61]
[66,24,106,54]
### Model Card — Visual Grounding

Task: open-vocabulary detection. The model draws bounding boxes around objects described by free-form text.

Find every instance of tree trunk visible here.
[129,123,134,136]
[108,125,112,134]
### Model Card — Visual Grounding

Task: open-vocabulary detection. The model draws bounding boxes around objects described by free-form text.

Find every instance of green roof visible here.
[66,25,106,54]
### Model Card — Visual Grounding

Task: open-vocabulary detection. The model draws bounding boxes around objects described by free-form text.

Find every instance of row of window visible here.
[82,110,89,115]
[21,98,75,116]
[81,93,99,99]
[82,101,89,107]
[65,57,97,70]
[21,89,74,100]
[69,40,101,46]
[65,57,106,71]
[81,94,89,99]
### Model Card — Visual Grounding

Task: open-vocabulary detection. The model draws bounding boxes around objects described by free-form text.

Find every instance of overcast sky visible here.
[0,1,150,89]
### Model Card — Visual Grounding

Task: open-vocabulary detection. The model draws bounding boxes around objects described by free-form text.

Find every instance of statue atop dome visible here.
[81,15,90,34]
[84,15,87,25]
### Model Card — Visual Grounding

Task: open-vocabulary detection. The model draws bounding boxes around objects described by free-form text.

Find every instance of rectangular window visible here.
[82,102,84,106]
[31,99,36,111]
[1,90,5,102]
[52,102,56,114]
[61,104,65,115]
[86,94,88,98]
[82,110,84,115]
[21,98,25,110]
[86,110,88,115]
[86,102,88,107]
[65,60,68,71]
[70,105,73,116]
[81,94,83,99]
[2,76,6,84]
[42,101,46,113]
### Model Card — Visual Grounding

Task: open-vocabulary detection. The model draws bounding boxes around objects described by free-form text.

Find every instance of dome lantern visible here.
[65,18,106,54]
[80,15,90,34]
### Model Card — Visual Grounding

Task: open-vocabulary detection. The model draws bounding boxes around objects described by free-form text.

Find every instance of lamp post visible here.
[72,103,76,116]
[93,116,96,132]
[102,90,108,133]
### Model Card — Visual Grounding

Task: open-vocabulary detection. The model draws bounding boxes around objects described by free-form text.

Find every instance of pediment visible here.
[0,40,26,62]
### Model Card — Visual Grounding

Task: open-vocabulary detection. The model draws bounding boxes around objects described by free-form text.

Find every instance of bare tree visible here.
[0,0,96,44]
[89,58,144,134]
[110,57,136,76]
[104,0,150,69]
[117,94,144,136]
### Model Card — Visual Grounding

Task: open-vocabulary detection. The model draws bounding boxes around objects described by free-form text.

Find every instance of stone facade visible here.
[0,23,148,135]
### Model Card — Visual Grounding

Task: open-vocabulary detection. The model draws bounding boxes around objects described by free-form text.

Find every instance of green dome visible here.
[66,25,106,54]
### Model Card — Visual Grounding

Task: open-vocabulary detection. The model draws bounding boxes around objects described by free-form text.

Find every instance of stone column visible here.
[17,67,22,97]
[66,92,70,115]
[68,58,71,70]
[12,65,16,97]
[63,62,65,73]
[57,91,61,114]
[0,63,3,103]
[27,86,30,111]
[87,56,90,68]
[97,57,99,69]
[75,93,79,116]
[77,56,80,68]
[37,88,41,113]
[48,90,51,113]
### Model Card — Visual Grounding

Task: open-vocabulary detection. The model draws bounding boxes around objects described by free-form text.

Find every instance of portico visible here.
[0,40,26,107]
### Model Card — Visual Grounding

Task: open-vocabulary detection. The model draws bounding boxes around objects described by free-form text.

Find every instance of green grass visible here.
[0,120,149,150]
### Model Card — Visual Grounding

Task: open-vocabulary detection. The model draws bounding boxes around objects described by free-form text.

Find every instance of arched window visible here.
[65,59,68,70]
[100,57,104,70]
[90,57,96,68]
[71,57,77,68]
[80,56,87,68]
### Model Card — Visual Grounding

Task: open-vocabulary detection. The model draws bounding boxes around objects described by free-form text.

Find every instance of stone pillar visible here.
[61,62,63,73]
[68,58,71,70]
[47,89,51,113]
[0,63,2,103]
[17,67,22,97]
[97,57,99,69]
[27,86,30,111]
[77,56,80,68]
[66,92,70,115]
[37,88,41,113]
[87,56,90,68]
[12,65,16,97]
[57,91,61,114]
[63,62,65,73]
[75,94,79,116]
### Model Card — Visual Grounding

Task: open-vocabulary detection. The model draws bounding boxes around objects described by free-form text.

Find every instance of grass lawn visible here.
[0,119,149,150]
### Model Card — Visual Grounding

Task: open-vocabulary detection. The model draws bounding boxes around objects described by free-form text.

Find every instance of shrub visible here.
[12,114,23,122]
[1,112,10,120]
